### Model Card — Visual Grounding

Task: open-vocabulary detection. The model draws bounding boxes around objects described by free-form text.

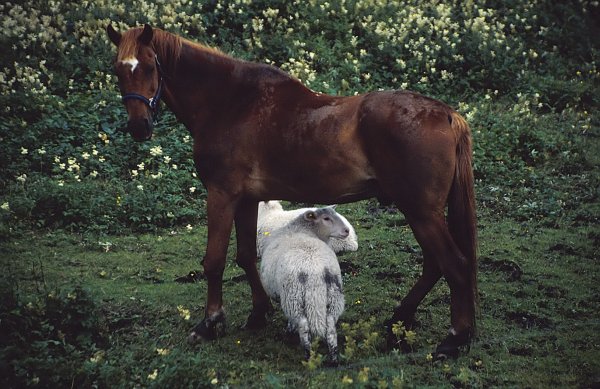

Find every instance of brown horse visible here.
[106,24,478,358]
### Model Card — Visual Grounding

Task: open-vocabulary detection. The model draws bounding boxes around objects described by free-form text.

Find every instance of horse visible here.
[106,24,478,358]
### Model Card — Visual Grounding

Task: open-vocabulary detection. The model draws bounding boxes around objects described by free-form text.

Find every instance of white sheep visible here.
[259,206,349,364]
[257,200,358,257]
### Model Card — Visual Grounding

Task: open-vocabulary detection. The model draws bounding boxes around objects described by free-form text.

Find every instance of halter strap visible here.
[121,55,164,122]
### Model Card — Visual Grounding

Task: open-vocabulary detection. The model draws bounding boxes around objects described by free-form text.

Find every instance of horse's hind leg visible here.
[234,198,271,329]
[388,253,441,328]
[386,250,441,347]
[397,213,475,357]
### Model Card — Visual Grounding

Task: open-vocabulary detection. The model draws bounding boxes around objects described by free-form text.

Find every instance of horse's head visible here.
[107,24,163,141]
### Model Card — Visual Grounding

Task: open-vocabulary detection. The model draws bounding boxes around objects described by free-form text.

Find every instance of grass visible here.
[2,201,599,388]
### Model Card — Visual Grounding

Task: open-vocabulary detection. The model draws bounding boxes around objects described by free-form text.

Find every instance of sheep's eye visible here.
[323,217,331,221]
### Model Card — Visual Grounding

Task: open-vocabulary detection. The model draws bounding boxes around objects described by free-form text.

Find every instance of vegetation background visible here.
[1,0,599,387]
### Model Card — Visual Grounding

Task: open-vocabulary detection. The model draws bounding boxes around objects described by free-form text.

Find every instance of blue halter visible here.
[121,55,164,123]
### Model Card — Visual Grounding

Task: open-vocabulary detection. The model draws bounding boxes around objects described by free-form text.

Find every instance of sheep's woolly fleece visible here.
[256,200,358,257]
[259,207,346,362]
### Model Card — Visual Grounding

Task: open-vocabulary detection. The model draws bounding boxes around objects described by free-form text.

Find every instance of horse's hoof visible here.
[187,311,226,344]
[243,309,268,330]
[433,329,472,360]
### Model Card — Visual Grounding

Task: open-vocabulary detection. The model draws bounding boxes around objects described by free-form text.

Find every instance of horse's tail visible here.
[448,111,478,324]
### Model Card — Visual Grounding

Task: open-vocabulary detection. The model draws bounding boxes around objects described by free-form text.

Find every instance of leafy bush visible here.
[0,0,598,233]
[0,285,107,388]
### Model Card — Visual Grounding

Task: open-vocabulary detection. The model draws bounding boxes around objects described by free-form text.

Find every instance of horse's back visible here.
[356,90,461,211]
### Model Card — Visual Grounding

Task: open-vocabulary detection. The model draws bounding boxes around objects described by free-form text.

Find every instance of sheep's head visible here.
[303,207,350,242]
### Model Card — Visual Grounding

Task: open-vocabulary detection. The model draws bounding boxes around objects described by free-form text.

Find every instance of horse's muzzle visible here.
[127,118,153,141]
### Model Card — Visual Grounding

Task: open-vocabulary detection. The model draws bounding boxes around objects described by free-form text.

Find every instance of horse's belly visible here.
[249,163,378,204]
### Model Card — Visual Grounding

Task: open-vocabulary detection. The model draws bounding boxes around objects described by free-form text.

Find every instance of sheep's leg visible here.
[286,321,296,334]
[297,317,312,360]
[234,198,272,329]
[325,314,339,366]
[284,321,299,344]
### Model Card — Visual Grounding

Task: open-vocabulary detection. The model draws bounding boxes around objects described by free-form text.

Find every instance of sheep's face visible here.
[304,208,350,241]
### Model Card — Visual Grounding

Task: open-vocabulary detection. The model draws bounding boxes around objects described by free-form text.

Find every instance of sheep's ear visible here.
[107,23,121,46]
[304,211,316,220]
[328,204,337,210]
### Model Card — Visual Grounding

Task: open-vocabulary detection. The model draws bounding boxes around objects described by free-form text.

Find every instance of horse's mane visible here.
[117,26,229,71]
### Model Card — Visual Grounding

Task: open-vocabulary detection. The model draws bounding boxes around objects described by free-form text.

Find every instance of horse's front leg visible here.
[234,198,272,329]
[188,189,235,343]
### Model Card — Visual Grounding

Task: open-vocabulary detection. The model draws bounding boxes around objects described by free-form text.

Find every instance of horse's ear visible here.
[106,23,121,46]
[139,24,153,45]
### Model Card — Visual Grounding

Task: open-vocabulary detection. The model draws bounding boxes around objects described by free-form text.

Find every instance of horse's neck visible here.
[162,43,242,126]
[162,42,311,131]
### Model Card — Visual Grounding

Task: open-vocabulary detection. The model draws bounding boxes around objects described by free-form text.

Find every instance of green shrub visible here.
[0,285,107,388]
[0,0,598,233]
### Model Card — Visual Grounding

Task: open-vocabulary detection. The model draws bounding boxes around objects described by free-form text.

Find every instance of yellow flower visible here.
[156,348,170,356]
[442,363,451,373]
[148,369,158,380]
[21,147,28,154]
[341,375,353,385]
[391,321,404,337]
[150,146,163,156]
[358,367,370,383]
[177,305,191,320]
[404,330,417,345]
[89,351,104,363]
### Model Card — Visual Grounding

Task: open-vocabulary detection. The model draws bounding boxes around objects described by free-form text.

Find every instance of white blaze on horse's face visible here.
[120,56,139,73]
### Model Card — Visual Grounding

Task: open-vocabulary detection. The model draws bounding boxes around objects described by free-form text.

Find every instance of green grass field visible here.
[2,201,599,387]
